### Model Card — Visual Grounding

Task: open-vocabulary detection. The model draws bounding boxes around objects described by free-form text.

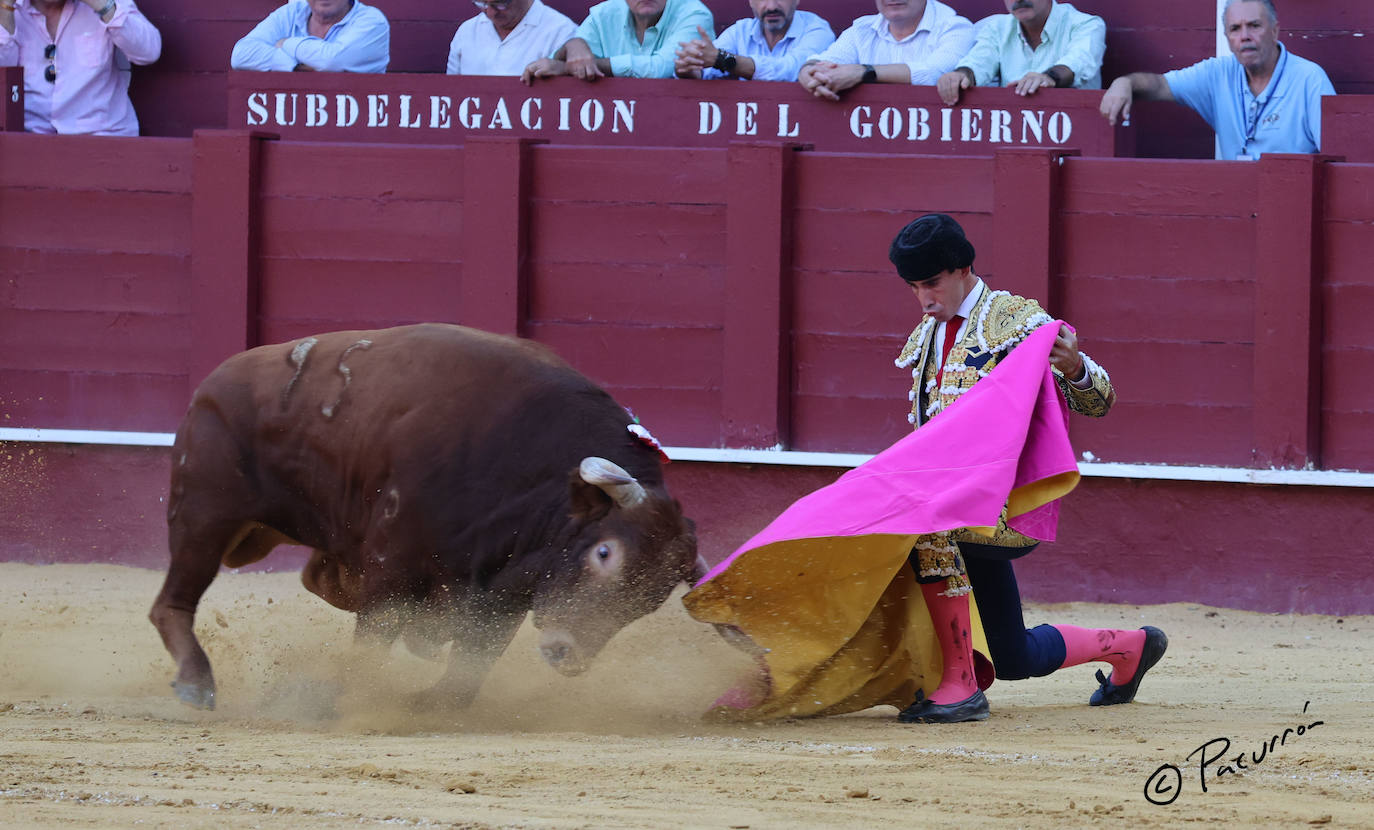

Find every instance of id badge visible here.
[1235,151,1256,161]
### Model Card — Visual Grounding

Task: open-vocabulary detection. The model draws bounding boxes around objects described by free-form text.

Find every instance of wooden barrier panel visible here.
[226,72,1129,156]
[1321,95,1374,163]
[2,67,21,133]
[1,130,1370,471]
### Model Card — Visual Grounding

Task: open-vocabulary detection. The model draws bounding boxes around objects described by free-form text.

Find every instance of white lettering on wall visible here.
[489,97,512,130]
[1021,110,1044,143]
[429,95,451,129]
[736,101,758,136]
[849,106,872,139]
[777,103,799,138]
[305,94,328,127]
[274,93,298,126]
[398,94,422,128]
[246,93,268,126]
[580,99,604,132]
[558,97,571,131]
[698,101,722,135]
[907,107,930,141]
[612,99,635,133]
[960,108,983,142]
[878,107,901,140]
[367,94,389,127]
[457,97,482,129]
[521,98,542,130]
[989,109,1011,143]
[1048,111,1072,144]
[940,107,953,141]
[336,94,359,127]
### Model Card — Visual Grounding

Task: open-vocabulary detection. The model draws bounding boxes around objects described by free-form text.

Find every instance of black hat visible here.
[889,213,976,283]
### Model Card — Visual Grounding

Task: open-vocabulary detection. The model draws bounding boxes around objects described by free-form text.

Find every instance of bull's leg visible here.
[149,521,244,710]
[411,609,525,712]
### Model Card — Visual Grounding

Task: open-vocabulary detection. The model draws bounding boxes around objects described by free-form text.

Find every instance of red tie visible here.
[935,315,962,389]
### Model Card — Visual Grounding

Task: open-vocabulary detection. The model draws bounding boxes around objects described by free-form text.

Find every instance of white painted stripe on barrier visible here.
[0,428,176,447]
[3,428,1372,488]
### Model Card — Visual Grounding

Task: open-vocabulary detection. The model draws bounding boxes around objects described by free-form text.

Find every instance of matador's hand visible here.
[1050,323,1085,380]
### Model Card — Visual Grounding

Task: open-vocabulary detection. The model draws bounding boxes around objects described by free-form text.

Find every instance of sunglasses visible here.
[472,0,513,9]
[44,43,56,83]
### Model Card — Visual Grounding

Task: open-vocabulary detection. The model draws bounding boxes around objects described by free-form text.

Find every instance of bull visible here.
[149,323,703,711]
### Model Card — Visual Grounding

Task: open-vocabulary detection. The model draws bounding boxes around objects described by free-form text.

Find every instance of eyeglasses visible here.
[472,0,513,9]
[43,43,56,83]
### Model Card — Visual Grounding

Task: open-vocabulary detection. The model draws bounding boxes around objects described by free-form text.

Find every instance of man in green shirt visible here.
[521,0,712,81]
[935,0,1105,106]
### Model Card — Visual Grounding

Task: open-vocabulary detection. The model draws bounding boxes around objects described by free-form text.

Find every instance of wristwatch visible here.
[861,64,877,84]
[713,49,738,74]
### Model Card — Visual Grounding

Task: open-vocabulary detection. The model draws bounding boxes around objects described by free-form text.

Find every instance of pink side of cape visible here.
[699,323,1076,585]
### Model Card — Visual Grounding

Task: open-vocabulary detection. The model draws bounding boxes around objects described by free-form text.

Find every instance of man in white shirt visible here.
[797,0,972,101]
[672,0,834,82]
[448,0,576,76]
[936,0,1105,106]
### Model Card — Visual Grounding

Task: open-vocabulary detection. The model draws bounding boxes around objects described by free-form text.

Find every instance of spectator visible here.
[0,0,161,135]
[673,0,833,81]
[1099,0,1333,160]
[797,0,971,101]
[936,0,1104,106]
[521,0,712,84]
[448,0,576,76]
[231,0,389,73]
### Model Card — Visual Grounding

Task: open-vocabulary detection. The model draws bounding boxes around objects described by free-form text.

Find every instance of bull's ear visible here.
[568,469,614,522]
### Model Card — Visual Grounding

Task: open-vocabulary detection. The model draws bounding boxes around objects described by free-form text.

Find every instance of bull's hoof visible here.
[172,680,216,711]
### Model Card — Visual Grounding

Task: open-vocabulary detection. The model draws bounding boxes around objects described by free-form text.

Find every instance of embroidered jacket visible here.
[894,285,1114,428]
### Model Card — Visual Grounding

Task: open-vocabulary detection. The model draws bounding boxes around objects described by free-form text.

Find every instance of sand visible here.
[0,562,1370,828]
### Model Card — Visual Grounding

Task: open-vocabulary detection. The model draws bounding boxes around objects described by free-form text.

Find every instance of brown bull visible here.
[149,324,703,711]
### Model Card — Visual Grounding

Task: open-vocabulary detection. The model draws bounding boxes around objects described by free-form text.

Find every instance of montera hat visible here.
[889,213,976,283]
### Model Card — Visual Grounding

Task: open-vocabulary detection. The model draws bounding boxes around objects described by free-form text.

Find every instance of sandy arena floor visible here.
[0,562,1370,829]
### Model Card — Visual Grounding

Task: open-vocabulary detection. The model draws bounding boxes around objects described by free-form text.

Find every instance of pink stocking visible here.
[1054,625,1147,685]
[919,581,980,703]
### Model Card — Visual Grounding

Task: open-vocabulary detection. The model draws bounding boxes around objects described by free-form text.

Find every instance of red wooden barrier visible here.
[1322,95,1374,163]
[3,132,1373,472]
[2,67,21,132]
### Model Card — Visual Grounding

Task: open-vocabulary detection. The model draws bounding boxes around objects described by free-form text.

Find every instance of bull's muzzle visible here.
[537,631,590,676]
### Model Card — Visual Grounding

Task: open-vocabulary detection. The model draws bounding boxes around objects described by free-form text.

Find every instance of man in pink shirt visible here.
[0,0,161,135]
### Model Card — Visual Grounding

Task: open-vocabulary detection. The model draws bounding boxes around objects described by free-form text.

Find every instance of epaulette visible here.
[894,317,934,369]
[973,290,1054,355]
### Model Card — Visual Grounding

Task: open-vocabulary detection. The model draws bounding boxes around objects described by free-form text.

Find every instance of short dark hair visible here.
[1223,0,1277,25]
[889,213,976,283]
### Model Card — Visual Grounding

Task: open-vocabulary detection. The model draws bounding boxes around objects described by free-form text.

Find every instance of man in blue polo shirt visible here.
[231,0,390,73]
[1099,0,1333,160]
[672,0,834,81]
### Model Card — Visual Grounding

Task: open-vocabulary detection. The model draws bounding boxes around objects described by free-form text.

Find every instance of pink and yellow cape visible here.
[682,323,1081,719]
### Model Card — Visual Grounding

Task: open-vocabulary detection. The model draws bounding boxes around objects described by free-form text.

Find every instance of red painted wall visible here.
[4,133,1372,472]
[121,0,1372,158]
[4,444,1371,615]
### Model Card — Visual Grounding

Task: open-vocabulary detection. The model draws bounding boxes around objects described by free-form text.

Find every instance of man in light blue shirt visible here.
[520,0,712,82]
[1099,0,1334,160]
[797,0,972,101]
[672,0,834,81]
[231,0,390,73]
[936,0,1105,106]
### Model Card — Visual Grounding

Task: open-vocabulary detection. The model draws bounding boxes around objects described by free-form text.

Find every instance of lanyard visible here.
[1242,45,1287,146]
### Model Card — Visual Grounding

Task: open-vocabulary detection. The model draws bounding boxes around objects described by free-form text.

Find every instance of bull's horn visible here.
[690,554,711,585]
[579,457,647,509]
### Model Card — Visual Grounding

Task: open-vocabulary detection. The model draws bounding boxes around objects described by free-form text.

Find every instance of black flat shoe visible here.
[1090,626,1168,706]
[897,689,989,723]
